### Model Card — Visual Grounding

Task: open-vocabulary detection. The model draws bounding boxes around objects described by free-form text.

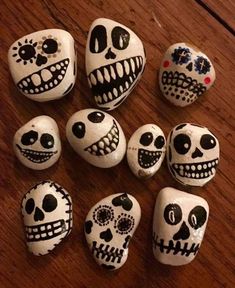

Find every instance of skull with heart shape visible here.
[85,193,141,270]
[86,18,146,110]
[21,181,72,256]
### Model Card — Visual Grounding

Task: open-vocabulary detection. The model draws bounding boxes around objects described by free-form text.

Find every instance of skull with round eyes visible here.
[127,124,166,179]
[66,109,126,168]
[159,43,215,107]
[8,29,77,102]
[13,116,61,170]
[86,18,146,110]
[21,181,72,256]
[153,187,209,266]
[85,193,141,270]
[167,123,220,186]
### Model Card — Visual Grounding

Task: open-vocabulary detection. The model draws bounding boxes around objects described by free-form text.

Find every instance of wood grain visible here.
[0,0,234,287]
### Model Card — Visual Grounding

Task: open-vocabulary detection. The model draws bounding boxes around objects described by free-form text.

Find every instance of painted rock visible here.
[127,124,166,179]
[66,109,126,168]
[86,18,146,111]
[153,187,209,266]
[8,29,77,102]
[21,180,72,256]
[13,116,61,170]
[159,43,215,107]
[85,193,141,270]
[167,123,220,186]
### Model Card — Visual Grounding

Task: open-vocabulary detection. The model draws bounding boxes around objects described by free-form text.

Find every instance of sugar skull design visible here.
[66,109,126,168]
[159,43,215,106]
[86,18,146,110]
[127,124,166,179]
[21,181,73,256]
[85,193,141,270]
[153,187,209,266]
[8,29,77,102]
[13,116,61,170]
[167,123,220,186]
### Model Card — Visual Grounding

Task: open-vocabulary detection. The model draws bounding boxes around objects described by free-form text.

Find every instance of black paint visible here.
[112,193,133,211]
[164,204,182,225]
[111,26,130,50]
[42,39,58,54]
[87,111,105,123]
[191,147,203,159]
[34,207,44,222]
[188,206,207,229]
[100,228,113,242]
[173,134,191,154]
[123,235,131,249]
[90,25,107,53]
[72,122,86,139]
[92,205,114,226]
[138,148,162,169]
[85,220,93,234]
[173,221,190,240]
[25,198,35,214]
[200,134,216,150]
[175,123,187,131]
[139,132,153,146]
[42,194,58,212]
[171,47,191,65]
[36,54,47,66]
[40,133,54,149]
[154,136,165,149]
[92,241,124,264]
[21,130,38,146]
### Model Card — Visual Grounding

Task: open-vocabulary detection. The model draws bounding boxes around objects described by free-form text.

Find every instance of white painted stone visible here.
[153,187,209,266]
[86,18,146,110]
[8,29,77,102]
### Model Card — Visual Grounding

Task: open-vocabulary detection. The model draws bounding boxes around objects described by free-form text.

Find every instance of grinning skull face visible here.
[127,124,166,179]
[159,43,215,107]
[66,109,126,168]
[21,181,72,256]
[8,29,77,102]
[13,116,61,170]
[86,18,146,111]
[153,187,209,266]
[167,123,220,186]
[85,193,141,270]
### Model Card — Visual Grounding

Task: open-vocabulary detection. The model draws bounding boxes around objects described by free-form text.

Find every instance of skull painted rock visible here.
[13,116,61,170]
[127,124,166,179]
[167,123,220,186]
[8,29,77,102]
[85,193,141,270]
[66,109,126,168]
[159,43,215,107]
[153,187,209,266]
[21,181,72,256]
[86,18,146,110]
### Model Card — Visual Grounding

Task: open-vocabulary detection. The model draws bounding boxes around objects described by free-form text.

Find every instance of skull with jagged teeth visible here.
[86,18,146,110]
[167,123,220,186]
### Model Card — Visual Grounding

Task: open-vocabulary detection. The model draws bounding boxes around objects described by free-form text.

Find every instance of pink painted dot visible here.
[204,77,211,84]
[163,60,170,68]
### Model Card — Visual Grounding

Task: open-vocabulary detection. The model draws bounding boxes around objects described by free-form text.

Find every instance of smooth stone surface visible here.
[127,124,166,179]
[13,115,61,170]
[159,42,215,107]
[84,193,141,270]
[21,180,73,256]
[153,187,209,266]
[167,123,220,186]
[86,18,146,111]
[8,29,77,102]
[66,109,126,168]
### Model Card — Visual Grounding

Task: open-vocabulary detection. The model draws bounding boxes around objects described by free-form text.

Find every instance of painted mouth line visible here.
[84,120,119,156]
[138,149,162,168]
[17,58,70,94]
[88,56,143,105]
[92,241,124,263]
[171,158,219,179]
[161,71,206,96]
[153,233,200,256]
[17,144,57,163]
[25,219,66,242]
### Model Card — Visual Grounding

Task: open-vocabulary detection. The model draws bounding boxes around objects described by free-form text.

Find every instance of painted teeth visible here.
[138,149,162,168]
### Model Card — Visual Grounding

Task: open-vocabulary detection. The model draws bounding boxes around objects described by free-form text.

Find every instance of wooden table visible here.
[0,1,234,287]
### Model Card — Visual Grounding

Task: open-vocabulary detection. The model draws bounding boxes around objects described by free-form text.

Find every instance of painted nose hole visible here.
[105,47,116,60]
[173,221,190,240]
[34,207,45,221]
[36,54,47,66]
[186,62,193,71]
[192,147,203,159]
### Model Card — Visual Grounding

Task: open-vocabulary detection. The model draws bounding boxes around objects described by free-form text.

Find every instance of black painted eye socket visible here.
[42,39,58,54]
[19,44,36,60]
[188,206,207,229]
[42,194,58,212]
[93,205,114,226]
[140,132,153,146]
[194,56,211,74]
[25,198,35,214]
[114,214,135,235]
[164,204,182,225]
[40,133,54,149]
[173,134,191,154]
[72,122,86,139]
[171,47,191,65]
[200,134,216,150]
[87,111,105,123]
[111,26,130,50]
[90,25,107,53]
[154,135,165,149]
[21,130,38,146]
